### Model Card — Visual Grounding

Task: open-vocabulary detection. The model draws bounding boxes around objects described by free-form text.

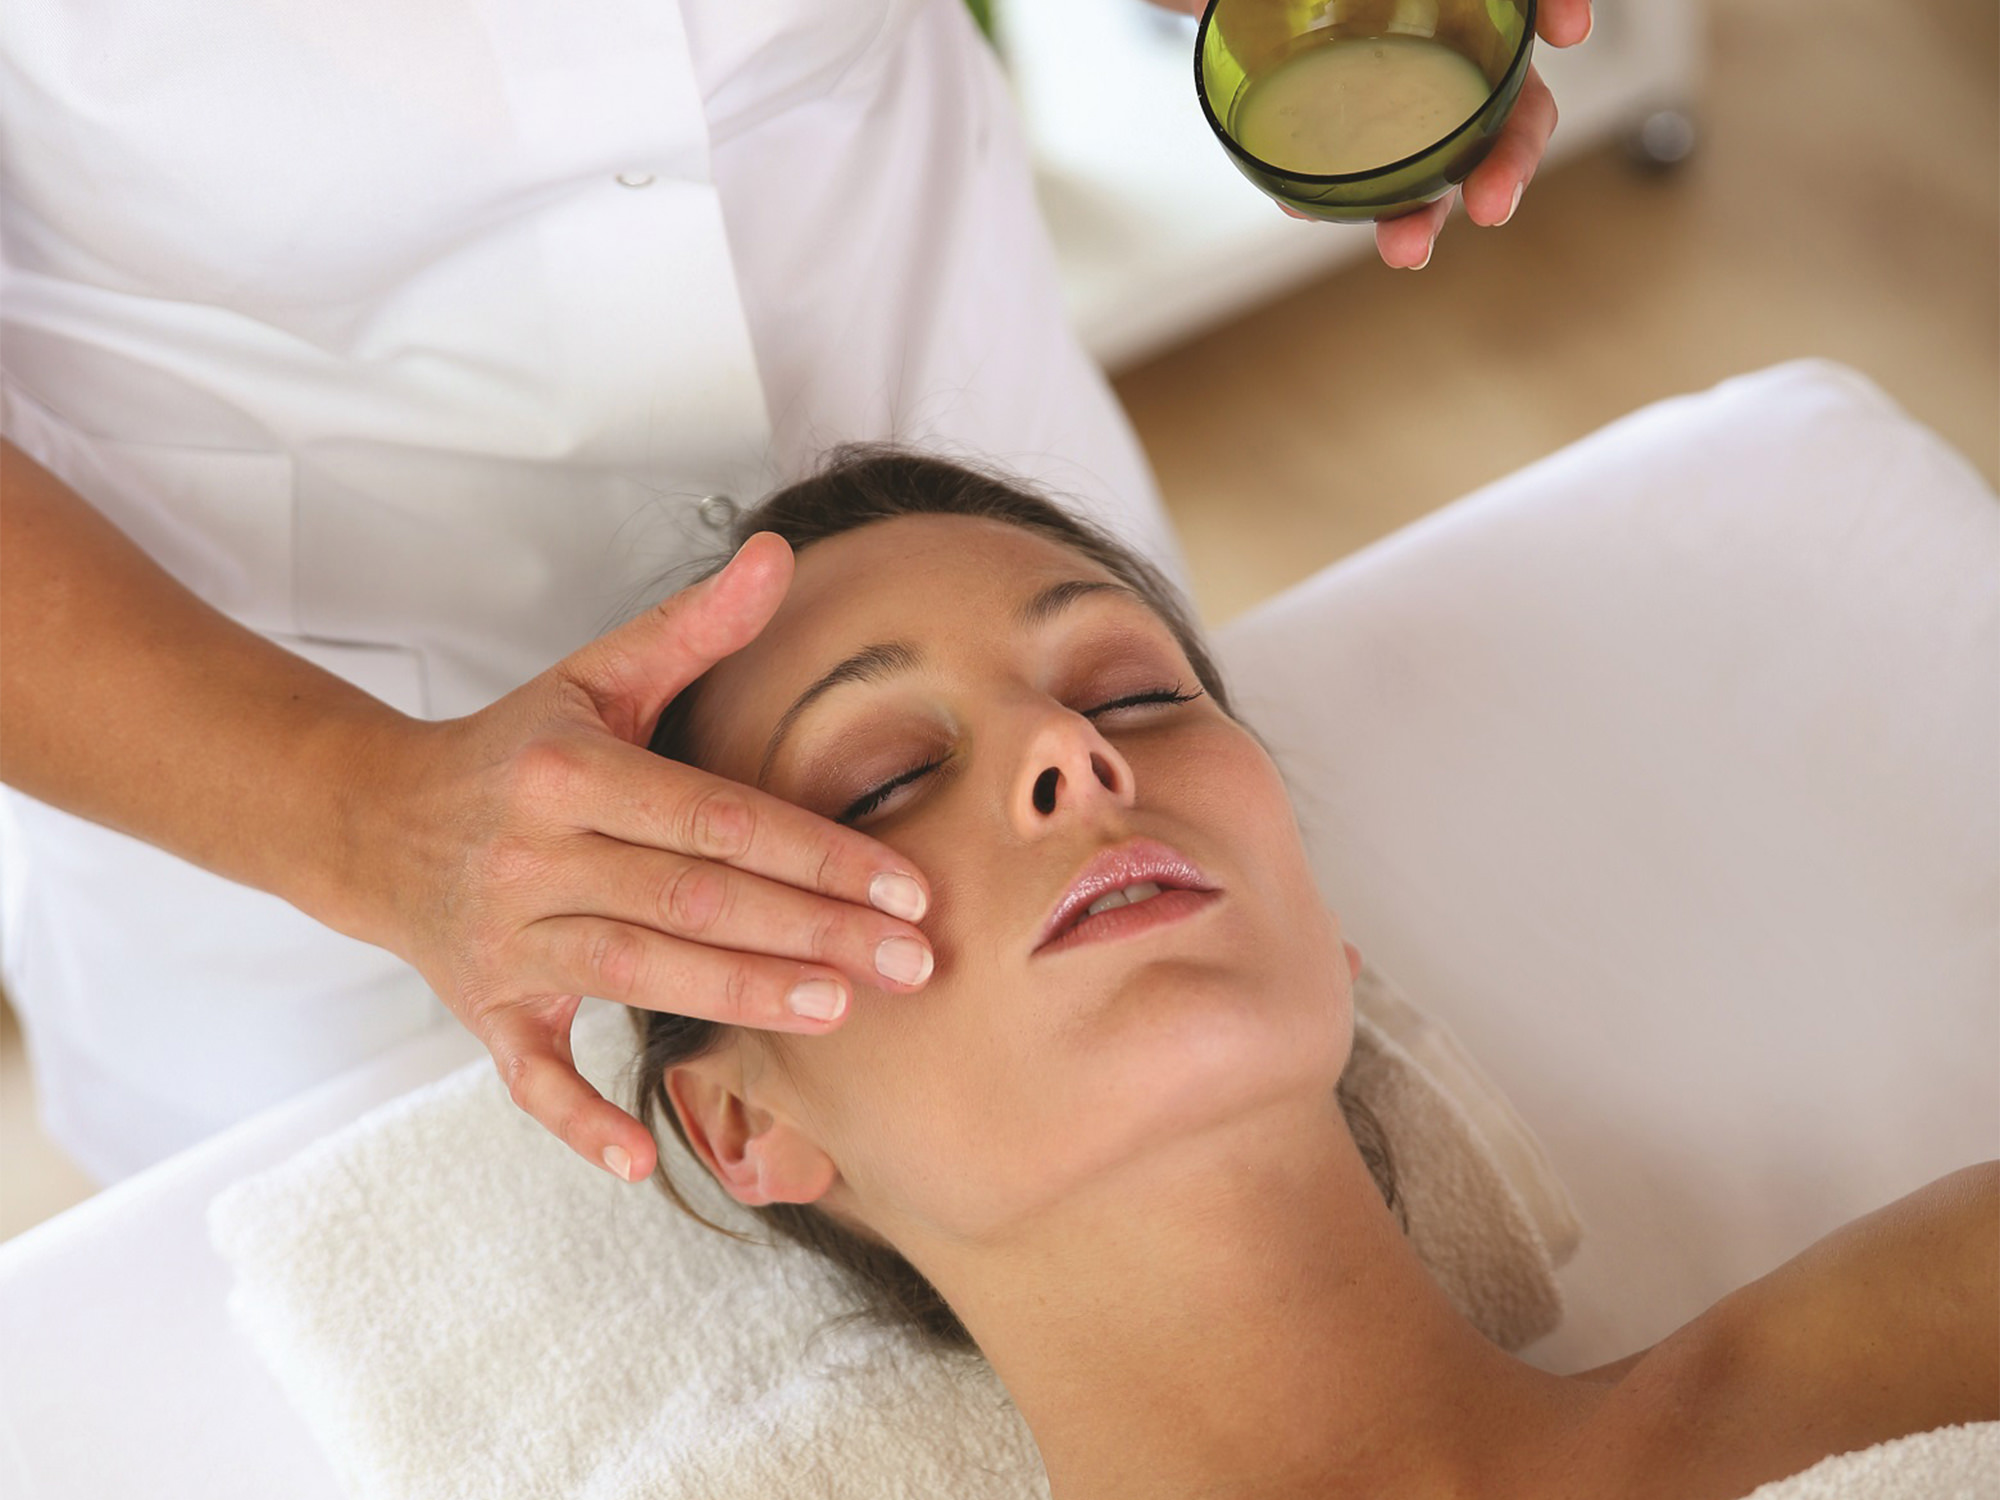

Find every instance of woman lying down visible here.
[630,449,1996,1500]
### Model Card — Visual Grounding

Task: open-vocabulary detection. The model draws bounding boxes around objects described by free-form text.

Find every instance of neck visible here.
[909,1092,1606,1500]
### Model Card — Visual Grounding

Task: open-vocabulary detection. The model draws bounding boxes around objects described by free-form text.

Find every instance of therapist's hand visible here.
[360,533,931,1183]
[1149,0,1591,269]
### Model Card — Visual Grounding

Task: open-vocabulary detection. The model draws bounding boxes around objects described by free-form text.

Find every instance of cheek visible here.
[770,968,1035,1220]
[1146,723,1353,1039]
[1164,725,1332,924]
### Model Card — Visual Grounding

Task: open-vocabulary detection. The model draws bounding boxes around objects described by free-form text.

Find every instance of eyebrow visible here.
[756,578,1142,784]
[758,641,924,785]
[1016,578,1135,626]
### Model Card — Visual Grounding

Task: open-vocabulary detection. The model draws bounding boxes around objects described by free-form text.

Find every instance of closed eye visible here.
[838,757,948,824]
[834,686,1203,825]
[1083,685,1204,717]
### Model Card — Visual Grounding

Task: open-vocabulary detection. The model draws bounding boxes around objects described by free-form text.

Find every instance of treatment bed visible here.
[0,360,1993,1495]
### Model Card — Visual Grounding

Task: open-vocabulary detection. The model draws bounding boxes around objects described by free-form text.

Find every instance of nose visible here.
[1011,706,1136,834]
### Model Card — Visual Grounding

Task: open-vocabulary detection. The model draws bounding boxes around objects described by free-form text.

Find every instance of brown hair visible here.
[632,446,1398,1353]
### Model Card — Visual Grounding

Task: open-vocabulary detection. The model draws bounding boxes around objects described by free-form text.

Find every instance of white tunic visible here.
[0,0,1180,1180]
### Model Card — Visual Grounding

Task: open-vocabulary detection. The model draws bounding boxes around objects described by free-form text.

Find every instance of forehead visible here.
[695,513,1128,770]
[785,512,1120,625]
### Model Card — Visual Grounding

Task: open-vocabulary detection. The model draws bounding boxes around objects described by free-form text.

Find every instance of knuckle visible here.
[507,735,585,809]
[548,1101,588,1152]
[497,1048,536,1112]
[585,925,644,1001]
[720,958,760,1023]
[659,859,731,938]
[680,784,754,860]
[807,905,848,964]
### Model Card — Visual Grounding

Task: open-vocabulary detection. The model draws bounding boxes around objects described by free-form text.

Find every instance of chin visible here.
[1076,957,1353,1143]
[901,966,1352,1243]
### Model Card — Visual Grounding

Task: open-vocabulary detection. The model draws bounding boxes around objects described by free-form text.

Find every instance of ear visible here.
[665,1053,838,1209]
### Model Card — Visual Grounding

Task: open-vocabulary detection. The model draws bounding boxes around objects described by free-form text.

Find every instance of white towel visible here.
[208,963,1579,1499]
[1735,1423,2000,1499]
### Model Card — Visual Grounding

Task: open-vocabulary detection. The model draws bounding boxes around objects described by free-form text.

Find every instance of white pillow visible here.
[1215,359,1999,1370]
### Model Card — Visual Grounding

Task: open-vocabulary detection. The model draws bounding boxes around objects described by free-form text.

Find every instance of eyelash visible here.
[835,685,1205,824]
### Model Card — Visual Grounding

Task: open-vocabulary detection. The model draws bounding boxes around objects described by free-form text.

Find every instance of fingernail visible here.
[787,977,847,1022]
[875,936,933,987]
[1500,182,1524,226]
[602,1144,633,1180]
[1580,5,1594,43]
[1409,236,1435,271]
[869,871,927,922]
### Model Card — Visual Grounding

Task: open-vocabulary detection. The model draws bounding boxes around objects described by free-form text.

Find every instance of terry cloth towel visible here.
[209,962,1580,1500]
[1734,1422,2000,1499]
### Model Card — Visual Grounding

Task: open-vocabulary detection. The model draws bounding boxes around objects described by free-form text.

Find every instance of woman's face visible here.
[676,515,1358,1244]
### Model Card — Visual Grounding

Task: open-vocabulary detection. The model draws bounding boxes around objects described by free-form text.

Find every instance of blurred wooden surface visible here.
[2,0,1994,1238]
[1120,0,1998,623]
[0,995,96,1240]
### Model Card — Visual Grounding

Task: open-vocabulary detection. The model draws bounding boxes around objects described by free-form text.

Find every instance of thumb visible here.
[561,531,795,738]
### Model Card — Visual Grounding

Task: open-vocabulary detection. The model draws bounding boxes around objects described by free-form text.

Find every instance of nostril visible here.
[1089,753,1116,792]
[1032,767,1059,815]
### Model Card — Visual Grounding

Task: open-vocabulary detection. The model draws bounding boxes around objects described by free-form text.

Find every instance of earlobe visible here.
[665,1059,838,1209]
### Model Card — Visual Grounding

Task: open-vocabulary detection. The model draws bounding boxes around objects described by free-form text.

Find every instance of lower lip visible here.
[1035,888,1221,957]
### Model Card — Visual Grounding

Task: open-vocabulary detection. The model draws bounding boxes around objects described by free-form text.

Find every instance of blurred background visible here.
[1024,0,1996,622]
[3,0,1995,1238]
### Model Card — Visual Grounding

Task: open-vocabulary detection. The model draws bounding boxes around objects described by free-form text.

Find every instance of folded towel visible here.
[209,962,1578,1500]
[1734,1422,2000,1499]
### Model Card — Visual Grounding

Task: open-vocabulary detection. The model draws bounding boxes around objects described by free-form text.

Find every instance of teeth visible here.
[1083,881,1164,920]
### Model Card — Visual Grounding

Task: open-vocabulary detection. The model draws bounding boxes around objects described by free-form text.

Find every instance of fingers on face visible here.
[522,915,884,1033]
[592,748,930,919]
[661,532,796,670]
[568,837,933,996]
[558,531,796,729]
[1464,68,1556,227]
[484,1005,660,1181]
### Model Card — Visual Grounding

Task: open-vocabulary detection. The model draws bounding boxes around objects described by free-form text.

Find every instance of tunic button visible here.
[698,494,740,531]
[615,171,657,188]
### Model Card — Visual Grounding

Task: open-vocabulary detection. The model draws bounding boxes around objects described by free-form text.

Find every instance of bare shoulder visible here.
[1581,1162,1999,1499]
[1743,1159,2000,1426]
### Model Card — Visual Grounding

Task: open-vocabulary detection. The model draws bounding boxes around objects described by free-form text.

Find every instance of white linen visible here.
[1216,359,1999,1372]
[0,0,1175,1180]
[205,973,1572,1500]
[0,360,1991,1499]
[1735,1422,2000,1499]
[0,1024,483,1500]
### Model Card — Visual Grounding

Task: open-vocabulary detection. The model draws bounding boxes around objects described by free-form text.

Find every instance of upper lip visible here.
[1033,836,1218,953]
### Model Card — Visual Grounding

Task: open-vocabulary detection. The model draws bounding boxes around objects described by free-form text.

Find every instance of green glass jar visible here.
[1196,0,1537,223]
